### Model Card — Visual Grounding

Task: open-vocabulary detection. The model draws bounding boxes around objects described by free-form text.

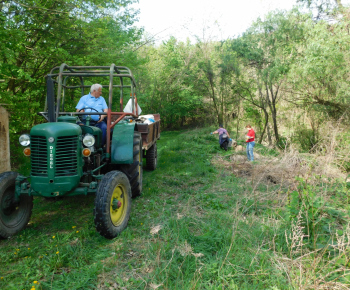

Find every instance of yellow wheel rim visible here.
[110,184,128,226]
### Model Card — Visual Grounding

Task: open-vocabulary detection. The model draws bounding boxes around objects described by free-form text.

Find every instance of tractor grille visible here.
[55,136,78,176]
[31,136,48,176]
[30,135,78,177]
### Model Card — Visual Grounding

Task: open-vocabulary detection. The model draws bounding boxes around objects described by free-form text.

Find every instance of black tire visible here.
[0,172,33,239]
[119,132,143,198]
[146,142,157,171]
[94,171,132,239]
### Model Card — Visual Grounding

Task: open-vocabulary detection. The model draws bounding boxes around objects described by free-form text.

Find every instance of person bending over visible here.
[212,124,230,150]
[76,84,108,146]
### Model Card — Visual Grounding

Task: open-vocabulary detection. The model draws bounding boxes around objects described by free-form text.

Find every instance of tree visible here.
[135,37,208,129]
[287,13,350,121]
[193,40,239,127]
[297,0,348,20]
[229,9,305,144]
[0,0,141,151]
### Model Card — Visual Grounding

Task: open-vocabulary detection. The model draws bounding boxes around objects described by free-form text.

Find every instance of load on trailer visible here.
[0,64,160,239]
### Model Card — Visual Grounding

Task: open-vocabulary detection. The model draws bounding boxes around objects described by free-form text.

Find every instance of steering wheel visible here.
[78,107,102,123]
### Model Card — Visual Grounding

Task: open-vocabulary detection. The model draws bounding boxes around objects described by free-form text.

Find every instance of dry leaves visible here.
[149,283,163,289]
[176,213,184,219]
[150,225,162,235]
[178,241,193,257]
[192,252,204,258]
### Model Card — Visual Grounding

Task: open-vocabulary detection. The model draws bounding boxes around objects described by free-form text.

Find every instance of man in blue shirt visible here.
[76,84,108,146]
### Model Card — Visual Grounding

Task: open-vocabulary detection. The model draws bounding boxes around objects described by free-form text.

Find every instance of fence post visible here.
[0,105,11,173]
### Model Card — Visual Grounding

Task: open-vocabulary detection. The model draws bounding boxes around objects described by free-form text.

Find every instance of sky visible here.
[132,0,299,43]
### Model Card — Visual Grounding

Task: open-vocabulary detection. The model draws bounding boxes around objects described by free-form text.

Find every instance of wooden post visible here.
[0,105,11,173]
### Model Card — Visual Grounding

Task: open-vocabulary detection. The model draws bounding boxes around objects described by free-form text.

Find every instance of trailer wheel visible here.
[146,142,157,171]
[120,132,143,198]
[0,172,33,239]
[94,171,131,239]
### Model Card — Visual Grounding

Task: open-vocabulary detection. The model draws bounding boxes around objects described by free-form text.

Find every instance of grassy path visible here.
[1,128,349,289]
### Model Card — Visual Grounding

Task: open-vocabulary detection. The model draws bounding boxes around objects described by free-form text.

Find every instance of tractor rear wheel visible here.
[0,172,33,239]
[94,171,131,239]
[119,132,143,198]
[146,142,157,171]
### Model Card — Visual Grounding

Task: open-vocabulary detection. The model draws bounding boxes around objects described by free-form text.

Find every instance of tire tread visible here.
[94,171,131,239]
[0,171,33,239]
[146,143,157,171]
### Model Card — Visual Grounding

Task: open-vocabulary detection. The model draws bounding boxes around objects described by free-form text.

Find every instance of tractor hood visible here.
[30,122,82,137]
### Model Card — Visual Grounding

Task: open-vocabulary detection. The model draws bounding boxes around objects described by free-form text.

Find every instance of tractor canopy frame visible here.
[41,63,140,159]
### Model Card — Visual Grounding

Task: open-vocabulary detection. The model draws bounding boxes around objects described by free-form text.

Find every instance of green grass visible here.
[1,127,350,289]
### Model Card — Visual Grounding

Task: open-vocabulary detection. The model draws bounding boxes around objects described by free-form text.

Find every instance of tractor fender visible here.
[111,121,136,164]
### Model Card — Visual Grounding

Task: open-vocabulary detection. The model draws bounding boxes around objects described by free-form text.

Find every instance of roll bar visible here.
[43,64,140,159]
[45,63,137,122]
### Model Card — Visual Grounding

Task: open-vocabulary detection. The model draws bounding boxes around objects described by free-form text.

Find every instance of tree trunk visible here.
[265,83,280,143]
[267,124,272,146]
[271,110,279,143]
[258,108,269,144]
[257,83,269,144]
[236,99,241,140]
[208,81,221,125]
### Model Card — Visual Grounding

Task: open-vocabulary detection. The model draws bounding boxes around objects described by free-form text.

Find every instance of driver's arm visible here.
[76,96,86,112]
[98,108,108,122]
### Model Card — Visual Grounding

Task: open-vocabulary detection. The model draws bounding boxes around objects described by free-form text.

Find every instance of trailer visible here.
[136,114,160,171]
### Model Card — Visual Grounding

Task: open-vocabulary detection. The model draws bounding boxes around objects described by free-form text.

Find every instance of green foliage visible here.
[244,106,263,135]
[254,143,279,157]
[294,127,318,152]
[276,136,289,150]
[2,0,350,165]
[288,11,350,119]
[0,0,142,167]
[244,107,261,124]
[134,5,350,150]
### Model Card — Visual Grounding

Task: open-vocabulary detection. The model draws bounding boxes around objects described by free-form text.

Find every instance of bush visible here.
[276,136,289,150]
[294,127,318,152]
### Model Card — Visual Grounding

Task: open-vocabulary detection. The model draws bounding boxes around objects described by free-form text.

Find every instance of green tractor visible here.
[0,64,160,239]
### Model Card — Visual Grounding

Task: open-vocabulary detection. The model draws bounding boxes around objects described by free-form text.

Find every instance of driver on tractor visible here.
[76,84,108,146]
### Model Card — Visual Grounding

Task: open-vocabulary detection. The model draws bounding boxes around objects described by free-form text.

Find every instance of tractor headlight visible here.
[19,134,30,146]
[83,134,95,147]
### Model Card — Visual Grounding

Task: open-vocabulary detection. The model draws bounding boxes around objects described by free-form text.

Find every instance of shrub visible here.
[294,127,318,152]
[276,136,289,150]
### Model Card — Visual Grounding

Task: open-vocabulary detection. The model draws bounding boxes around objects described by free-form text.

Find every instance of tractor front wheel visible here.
[94,171,132,239]
[0,172,33,239]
